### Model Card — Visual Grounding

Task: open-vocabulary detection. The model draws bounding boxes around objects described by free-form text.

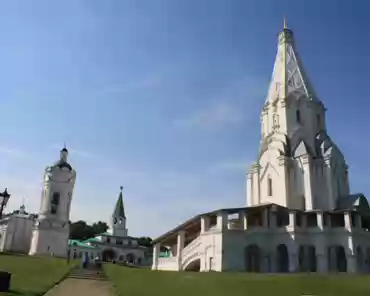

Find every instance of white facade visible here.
[153,205,370,273]
[67,188,148,265]
[29,147,76,258]
[0,206,35,254]
[152,22,370,273]
[246,22,348,211]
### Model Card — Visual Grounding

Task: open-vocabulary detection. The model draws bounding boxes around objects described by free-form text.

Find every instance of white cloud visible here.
[175,101,244,130]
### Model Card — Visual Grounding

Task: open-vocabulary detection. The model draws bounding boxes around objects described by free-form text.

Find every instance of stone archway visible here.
[307,245,317,272]
[126,253,135,264]
[328,245,347,272]
[102,249,116,262]
[245,244,261,272]
[184,259,201,272]
[276,244,289,272]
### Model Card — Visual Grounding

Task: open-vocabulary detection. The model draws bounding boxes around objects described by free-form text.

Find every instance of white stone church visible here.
[151,22,370,273]
[0,147,147,264]
[0,147,76,257]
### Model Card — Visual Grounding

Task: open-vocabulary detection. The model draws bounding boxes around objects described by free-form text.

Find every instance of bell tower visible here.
[111,186,128,237]
[29,146,76,257]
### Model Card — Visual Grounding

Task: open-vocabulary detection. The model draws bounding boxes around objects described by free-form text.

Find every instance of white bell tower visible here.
[29,146,76,257]
[111,186,128,237]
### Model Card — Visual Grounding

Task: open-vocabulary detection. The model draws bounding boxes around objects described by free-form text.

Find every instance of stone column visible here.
[344,212,352,231]
[176,231,185,271]
[289,252,299,273]
[251,164,261,204]
[201,216,210,233]
[152,243,161,270]
[301,154,313,210]
[240,211,248,230]
[278,156,290,208]
[246,170,254,206]
[347,254,357,273]
[317,212,324,231]
[217,211,228,230]
[316,252,328,273]
[289,211,296,228]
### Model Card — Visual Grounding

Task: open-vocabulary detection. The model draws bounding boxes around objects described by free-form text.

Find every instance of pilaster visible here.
[316,212,324,231]
[176,231,185,270]
[249,163,260,205]
[239,211,248,230]
[217,212,228,231]
[344,212,352,232]
[152,243,161,270]
[277,155,291,208]
[324,155,335,209]
[201,216,210,233]
[301,154,313,210]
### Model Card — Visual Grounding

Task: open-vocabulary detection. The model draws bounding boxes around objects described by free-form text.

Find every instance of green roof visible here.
[113,187,125,218]
[68,239,98,250]
[81,237,101,244]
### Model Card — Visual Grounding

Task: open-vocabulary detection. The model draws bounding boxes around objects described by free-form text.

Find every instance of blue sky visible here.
[1,0,369,237]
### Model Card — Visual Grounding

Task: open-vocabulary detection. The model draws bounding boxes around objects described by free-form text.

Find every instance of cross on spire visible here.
[283,14,287,29]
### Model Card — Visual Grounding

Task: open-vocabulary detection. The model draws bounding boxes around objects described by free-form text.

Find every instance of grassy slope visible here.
[0,254,76,296]
[105,264,370,296]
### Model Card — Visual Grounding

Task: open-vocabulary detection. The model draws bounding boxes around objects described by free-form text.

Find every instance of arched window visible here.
[51,192,60,214]
[296,110,301,123]
[268,178,272,196]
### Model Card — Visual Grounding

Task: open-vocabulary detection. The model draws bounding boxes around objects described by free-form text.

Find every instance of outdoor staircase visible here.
[68,266,108,281]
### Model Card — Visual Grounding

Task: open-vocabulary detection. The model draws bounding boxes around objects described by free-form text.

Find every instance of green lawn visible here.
[105,264,370,296]
[0,253,76,296]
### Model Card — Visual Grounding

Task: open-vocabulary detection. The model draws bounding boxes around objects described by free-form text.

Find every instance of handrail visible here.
[182,236,201,258]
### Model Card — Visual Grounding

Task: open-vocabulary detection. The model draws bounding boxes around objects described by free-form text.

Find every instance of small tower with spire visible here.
[111,186,128,237]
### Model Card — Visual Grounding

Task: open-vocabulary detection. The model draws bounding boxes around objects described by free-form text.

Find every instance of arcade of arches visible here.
[102,249,137,263]
[244,244,370,273]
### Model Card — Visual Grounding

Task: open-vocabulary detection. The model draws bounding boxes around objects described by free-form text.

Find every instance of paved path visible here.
[44,278,113,296]
[44,266,114,296]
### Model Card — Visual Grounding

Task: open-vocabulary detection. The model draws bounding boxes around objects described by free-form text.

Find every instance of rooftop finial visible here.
[283,14,287,29]
[120,186,123,192]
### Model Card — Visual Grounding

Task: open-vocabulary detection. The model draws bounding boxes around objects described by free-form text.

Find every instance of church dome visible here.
[50,146,73,171]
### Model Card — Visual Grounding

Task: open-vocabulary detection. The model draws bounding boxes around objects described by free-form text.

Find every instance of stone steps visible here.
[68,267,108,281]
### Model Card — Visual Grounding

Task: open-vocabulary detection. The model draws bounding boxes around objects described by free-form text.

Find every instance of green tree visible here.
[137,236,152,247]
[69,220,109,240]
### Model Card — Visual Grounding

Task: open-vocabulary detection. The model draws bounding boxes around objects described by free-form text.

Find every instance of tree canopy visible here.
[69,220,109,240]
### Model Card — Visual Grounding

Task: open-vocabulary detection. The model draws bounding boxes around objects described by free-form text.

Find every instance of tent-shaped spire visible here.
[113,186,125,218]
[265,17,318,104]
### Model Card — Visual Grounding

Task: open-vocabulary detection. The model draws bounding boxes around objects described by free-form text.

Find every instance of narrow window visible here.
[296,110,301,123]
[51,192,60,214]
[268,178,272,196]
